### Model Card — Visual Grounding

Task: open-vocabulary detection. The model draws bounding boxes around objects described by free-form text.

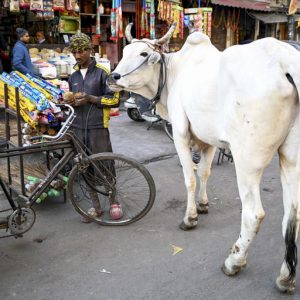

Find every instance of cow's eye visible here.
[140,52,148,57]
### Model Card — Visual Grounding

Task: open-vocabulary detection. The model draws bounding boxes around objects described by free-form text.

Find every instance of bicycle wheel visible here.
[67,153,156,225]
[162,120,173,141]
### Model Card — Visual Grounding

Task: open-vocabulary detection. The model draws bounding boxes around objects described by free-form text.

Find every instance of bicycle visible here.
[0,104,156,238]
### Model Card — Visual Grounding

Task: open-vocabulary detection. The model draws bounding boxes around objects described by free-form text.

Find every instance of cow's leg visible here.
[222,161,266,276]
[196,146,216,214]
[275,136,300,293]
[173,133,199,230]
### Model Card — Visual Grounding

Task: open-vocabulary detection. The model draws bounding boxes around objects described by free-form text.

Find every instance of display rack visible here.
[3,84,26,196]
[0,84,67,203]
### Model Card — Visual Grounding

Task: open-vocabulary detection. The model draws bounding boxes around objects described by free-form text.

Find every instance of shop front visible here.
[1,0,300,80]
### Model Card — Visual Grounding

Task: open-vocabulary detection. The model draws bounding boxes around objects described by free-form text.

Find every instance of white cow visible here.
[107,24,300,293]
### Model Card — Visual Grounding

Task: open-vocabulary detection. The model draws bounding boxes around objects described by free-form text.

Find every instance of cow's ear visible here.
[148,52,161,65]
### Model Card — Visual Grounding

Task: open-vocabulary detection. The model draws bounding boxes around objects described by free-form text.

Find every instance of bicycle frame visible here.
[0,103,82,210]
[0,129,118,210]
[0,137,74,208]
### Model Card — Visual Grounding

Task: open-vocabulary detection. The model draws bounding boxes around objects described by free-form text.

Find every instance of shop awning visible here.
[251,13,300,23]
[211,0,271,12]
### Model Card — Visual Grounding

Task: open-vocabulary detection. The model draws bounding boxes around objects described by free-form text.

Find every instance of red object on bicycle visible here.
[110,204,123,220]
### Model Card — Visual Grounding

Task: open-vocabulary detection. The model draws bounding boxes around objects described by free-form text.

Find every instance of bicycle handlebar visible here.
[31,104,76,142]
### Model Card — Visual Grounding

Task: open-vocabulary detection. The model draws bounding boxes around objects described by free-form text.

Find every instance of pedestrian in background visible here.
[12,28,34,75]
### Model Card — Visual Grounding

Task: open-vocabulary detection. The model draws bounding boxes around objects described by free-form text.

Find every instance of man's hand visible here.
[74,92,90,106]
[64,97,75,105]
[63,92,75,106]
[73,93,99,106]
[88,95,99,104]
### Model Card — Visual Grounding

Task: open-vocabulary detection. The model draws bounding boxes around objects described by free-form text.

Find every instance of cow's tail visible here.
[284,207,298,282]
[283,65,300,284]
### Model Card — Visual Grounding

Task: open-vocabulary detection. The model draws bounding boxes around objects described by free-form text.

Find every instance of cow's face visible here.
[107,40,162,98]
[107,22,177,99]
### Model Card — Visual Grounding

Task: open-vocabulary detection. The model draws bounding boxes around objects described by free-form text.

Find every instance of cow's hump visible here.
[186,32,211,46]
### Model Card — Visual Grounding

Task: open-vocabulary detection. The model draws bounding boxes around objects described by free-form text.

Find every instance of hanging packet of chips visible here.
[10,0,20,13]
[66,0,76,11]
[30,0,43,11]
[20,0,30,9]
[53,0,65,11]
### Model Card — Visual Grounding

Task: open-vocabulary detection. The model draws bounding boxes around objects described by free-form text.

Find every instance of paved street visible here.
[0,110,299,300]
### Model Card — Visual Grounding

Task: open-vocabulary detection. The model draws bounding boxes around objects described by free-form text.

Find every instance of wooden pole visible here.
[254,19,260,40]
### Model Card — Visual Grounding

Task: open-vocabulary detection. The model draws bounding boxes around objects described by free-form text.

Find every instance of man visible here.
[12,28,34,75]
[64,33,121,222]
[36,31,46,44]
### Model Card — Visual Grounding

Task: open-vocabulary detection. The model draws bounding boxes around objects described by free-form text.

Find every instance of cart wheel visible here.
[67,153,156,225]
[8,207,36,236]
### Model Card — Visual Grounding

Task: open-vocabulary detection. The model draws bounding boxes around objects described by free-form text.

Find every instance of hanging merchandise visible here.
[140,0,145,36]
[95,0,101,37]
[53,0,65,11]
[212,7,223,29]
[43,1,54,20]
[222,8,240,44]
[20,0,30,9]
[30,0,43,11]
[150,0,155,39]
[157,0,184,39]
[3,0,9,8]
[35,0,54,20]
[10,0,20,13]
[66,0,79,11]
[184,7,212,37]
[212,7,239,44]
[110,0,123,41]
[141,0,150,37]
[117,0,123,38]
[110,0,117,40]
[231,9,240,44]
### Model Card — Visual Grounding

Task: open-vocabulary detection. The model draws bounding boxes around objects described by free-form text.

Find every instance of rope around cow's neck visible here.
[120,40,167,107]
[151,54,166,108]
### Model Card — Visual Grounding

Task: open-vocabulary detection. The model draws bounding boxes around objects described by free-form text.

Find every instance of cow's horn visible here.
[156,22,177,45]
[125,23,134,43]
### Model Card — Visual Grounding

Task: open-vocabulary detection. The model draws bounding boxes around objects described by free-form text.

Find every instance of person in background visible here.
[0,33,7,73]
[35,31,46,44]
[63,33,121,223]
[12,28,34,75]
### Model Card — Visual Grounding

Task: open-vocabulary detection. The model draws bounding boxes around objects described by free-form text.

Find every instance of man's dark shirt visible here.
[68,59,119,129]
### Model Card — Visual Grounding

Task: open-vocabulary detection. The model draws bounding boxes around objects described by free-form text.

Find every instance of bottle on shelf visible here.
[99,3,104,15]
[104,4,111,15]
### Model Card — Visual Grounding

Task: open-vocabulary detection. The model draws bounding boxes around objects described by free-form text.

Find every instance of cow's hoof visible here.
[179,221,197,231]
[197,203,209,214]
[221,263,244,276]
[197,206,208,214]
[276,276,296,294]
